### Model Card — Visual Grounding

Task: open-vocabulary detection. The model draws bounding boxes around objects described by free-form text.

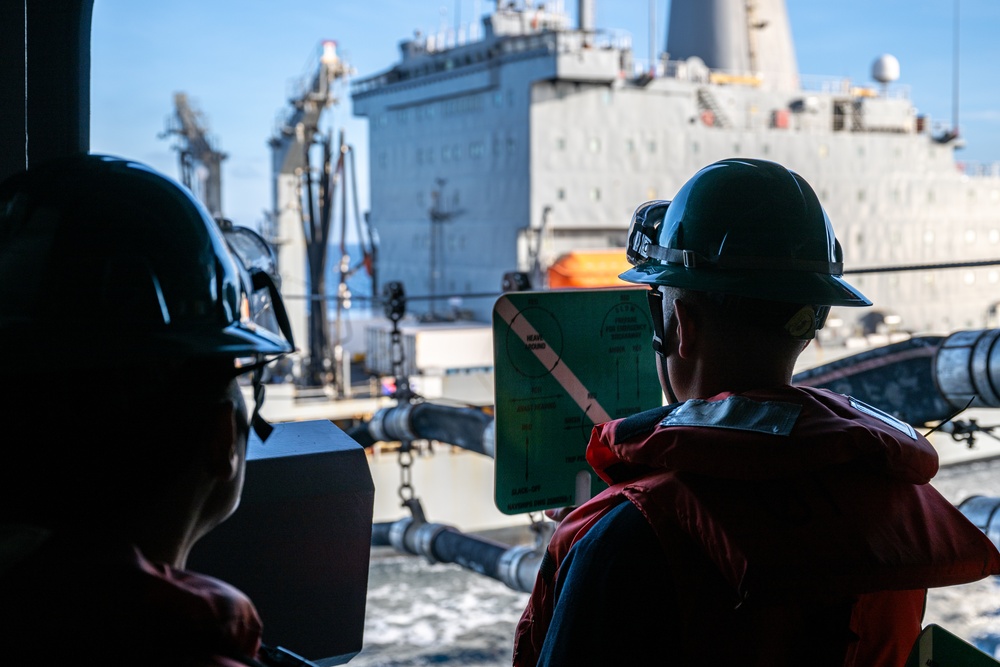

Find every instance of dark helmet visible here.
[0,153,294,374]
[620,158,871,307]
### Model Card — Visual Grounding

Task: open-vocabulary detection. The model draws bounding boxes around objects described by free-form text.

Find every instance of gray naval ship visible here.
[349,0,1000,341]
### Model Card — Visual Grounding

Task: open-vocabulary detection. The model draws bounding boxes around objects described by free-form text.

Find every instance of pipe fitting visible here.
[481,420,496,459]
[497,544,544,593]
[413,522,459,564]
[369,403,417,443]
[387,516,416,555]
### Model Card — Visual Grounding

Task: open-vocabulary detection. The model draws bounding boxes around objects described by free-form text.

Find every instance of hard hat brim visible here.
[619,262,872,307]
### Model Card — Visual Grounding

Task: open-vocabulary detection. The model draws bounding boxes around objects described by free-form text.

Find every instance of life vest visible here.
[513,386,1000,666]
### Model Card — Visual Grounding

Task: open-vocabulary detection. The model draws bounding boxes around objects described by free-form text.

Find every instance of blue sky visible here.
[90,1,1000,231]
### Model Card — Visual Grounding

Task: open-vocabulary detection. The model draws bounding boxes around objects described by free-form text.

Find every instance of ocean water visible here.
[347,458,1000,666]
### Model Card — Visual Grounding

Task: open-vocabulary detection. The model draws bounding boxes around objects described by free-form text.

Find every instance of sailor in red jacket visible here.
[0,155,300,666]
[512,159,1000,666]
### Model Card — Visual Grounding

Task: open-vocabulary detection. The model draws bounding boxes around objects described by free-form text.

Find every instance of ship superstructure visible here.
[351,0,1000,338]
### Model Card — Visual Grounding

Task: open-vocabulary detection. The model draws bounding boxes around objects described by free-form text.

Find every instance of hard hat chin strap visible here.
[250,366,274,442]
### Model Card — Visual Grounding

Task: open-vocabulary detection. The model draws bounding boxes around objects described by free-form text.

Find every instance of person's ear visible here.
[672,298,697,359]
[207,401,240,480]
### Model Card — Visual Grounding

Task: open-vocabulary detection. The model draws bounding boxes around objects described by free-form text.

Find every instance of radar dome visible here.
[872,54,900,84]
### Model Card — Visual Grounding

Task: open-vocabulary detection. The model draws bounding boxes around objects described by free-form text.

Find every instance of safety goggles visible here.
[626,200,671,266]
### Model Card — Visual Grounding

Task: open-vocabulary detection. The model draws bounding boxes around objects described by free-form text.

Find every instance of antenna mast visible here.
[952,0,960,136]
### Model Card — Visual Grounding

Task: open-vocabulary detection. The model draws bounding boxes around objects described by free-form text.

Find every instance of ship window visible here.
[965,230,976,243]
[441,146,450,162]
[990,229,1000,243]
[990,271,999,284]
[493,92,504,108]
[818,145,828,158]
[507,91,515,107]
[590,188,601,201]
[762,145,770,155]
[556,137,566,150]
[733,143,741,154]
[626,139,635,153]
[964,271,976,285]
[469,141,485,158]
[648,140,657,153]
[927,190,935,203]
[557,188,566,200]
[452,144,462,160]
[858,146,865,157]
[691,141,699,153]
[857,190,866,203]
[589,138,601,153]
[377,151,387,169]
[507,137,516,154]
[924,230,935,244]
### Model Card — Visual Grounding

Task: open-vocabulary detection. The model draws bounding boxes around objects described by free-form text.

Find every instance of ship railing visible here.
[351,23,631,96]
[958,161,1000,178]
[635,58,914,102]
[800,74,912,100]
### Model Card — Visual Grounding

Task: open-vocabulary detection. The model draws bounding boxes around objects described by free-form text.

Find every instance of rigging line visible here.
[845,258,1000,275]
[285,291,503,303]
[923,395,975,438]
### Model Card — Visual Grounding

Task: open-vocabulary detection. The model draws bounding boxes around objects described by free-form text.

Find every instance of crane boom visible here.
[162,92,227,218]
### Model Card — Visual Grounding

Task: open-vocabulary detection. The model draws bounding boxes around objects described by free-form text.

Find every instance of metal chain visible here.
[397,443,414,503]
[390,324,405,391]
[383,281,413,401]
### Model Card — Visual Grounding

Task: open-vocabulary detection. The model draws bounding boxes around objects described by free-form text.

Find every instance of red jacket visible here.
[513,386,1000,666]
[0,528,264,666]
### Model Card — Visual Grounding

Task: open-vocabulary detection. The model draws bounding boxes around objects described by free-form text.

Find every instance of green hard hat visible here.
[620,158,871,307]
[0,153,294,373]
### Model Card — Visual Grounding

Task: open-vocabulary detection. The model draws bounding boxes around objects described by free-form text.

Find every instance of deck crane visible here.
[160,92,227,219]
[268,40,373,396]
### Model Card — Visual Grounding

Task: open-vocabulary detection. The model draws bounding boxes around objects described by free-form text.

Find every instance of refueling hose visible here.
[371,516,541,593]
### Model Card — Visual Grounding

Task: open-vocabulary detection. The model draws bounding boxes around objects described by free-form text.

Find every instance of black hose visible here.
[353,402,493,455]
[370,521,392,547]
[408,403,492,455]
[429,529,508,577]
[347,423,376,449]
[370,518,541,592]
